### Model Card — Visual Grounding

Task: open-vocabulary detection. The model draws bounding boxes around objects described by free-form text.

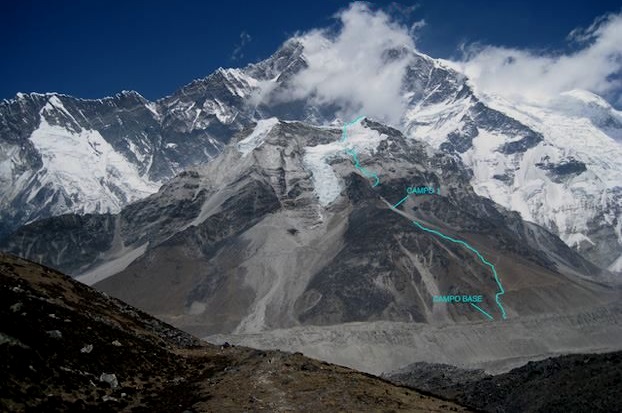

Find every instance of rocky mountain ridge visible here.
[2,38,621,272]
[3,118,620,376]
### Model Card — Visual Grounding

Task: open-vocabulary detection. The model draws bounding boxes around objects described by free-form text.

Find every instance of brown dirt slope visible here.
[0,253,471,412]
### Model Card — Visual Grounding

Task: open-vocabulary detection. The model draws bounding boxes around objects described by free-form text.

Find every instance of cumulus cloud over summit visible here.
[265,3,622,123]
[280,2,417,124]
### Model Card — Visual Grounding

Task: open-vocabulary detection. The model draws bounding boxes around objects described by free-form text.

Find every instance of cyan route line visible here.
[392,195,410,209]
[340,115,366,142]
[470,303,494,320]
[339,116,507,321]
[341,117,380,187]
[411,220,507,320]
[344,148,381,187]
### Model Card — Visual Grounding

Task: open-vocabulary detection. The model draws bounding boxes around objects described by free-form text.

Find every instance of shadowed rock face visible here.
[388,352,622,413]
[1,252,474,412]
[1,213,117,274]
[536,158,588,182]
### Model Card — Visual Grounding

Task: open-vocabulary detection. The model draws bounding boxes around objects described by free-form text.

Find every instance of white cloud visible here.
[451,12,622,106]
[259,4,622,121]
[232,31,252,61]
[273,2,418,125]
[409,19,426,39]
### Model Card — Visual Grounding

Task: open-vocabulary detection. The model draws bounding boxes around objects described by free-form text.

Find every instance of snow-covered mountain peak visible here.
[1,35,621,275]
[549,90,622,141]
[116,90,145,99]
[412,84,622,272]
[560,89,617,108]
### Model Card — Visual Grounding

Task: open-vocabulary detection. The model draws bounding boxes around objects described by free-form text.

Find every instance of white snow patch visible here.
[609,254,622,273]
[144,102,160,119]
[127,140,147,164]
[29,117,160,214]
[188,301,207,315]
[303,120,387,206]
[403,96,472,148]
[565,233,596,248]
[343,122,388,154]
[303,143,343,206]
[203,99,237,124]
[221,68,259,98]
[44,95,81,128]
[237,118,279,156]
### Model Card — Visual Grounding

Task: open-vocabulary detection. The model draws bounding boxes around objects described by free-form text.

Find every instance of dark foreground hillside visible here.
[389,351,622,413]
[0,253,470,412]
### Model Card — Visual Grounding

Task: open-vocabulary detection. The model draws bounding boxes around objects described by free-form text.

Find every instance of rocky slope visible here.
[0,40,308,240]
[388,352,622,412]
[0,252,471,412]
[3,119,620,375]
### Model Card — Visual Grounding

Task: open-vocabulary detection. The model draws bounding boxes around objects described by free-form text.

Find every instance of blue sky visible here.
[1,0,620,101]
